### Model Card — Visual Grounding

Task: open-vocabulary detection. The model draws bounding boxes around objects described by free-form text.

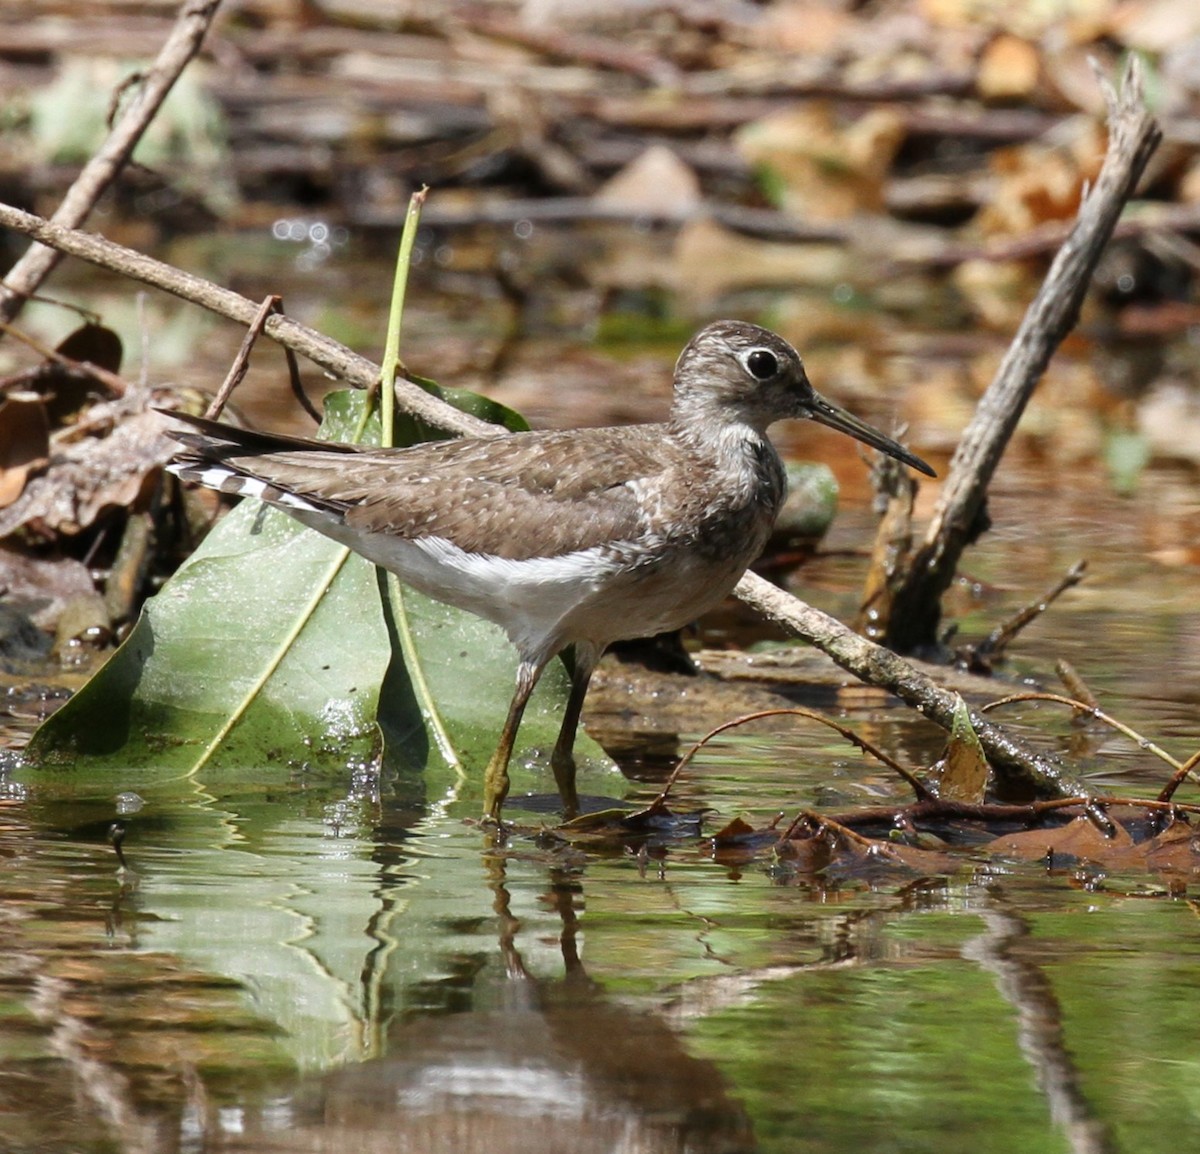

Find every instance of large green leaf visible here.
[25,394,391,787]
[397,373,531,443]
[27,500,387,786]
[25,389,615,807]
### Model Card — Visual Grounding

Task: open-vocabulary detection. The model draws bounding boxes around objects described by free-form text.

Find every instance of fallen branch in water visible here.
[881,57,1162,653]
[733,571,1081,798]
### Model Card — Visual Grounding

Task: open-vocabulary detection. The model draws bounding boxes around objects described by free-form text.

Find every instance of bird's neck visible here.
[668,403,774,458]
[669,413,788,519]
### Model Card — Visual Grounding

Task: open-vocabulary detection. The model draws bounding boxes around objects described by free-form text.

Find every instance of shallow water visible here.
[6,738,1200,1154]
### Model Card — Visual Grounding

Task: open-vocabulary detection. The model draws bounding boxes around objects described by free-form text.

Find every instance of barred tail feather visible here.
[166,459,326,514]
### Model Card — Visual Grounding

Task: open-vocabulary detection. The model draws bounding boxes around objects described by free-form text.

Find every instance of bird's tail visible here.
[157,408,358,511]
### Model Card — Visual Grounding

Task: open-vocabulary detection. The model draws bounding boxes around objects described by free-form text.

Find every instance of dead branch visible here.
[1159,751,1200,804]
[883,58,1163,653]
[734,570,1083,799]
[0,203,496,440]
[1055,660,1099,710]
[463,15,680,85]
[0,0,221,327]
[965,559,1088,667]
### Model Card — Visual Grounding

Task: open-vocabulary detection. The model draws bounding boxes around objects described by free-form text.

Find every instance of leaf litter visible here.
[547,680,1200,893]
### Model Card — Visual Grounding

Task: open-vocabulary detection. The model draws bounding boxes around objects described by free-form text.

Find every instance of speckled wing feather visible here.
[164,412,683,561]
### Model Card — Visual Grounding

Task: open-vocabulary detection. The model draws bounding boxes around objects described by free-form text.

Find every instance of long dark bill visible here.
[807,393,936,478]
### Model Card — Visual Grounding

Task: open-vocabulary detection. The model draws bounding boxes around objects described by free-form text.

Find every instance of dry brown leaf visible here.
[0,397,50,509]
[708,816,759,846]
[987,814,1135,863]
[0,547,98,630]
[672,219,851,302]
[974,118,1107,236]
[735,103,906,221]
[977,34,1040,101]
[1108,0,1200,51]
[46,323,124,424]
[756,3,857,55]
[1137,382,1200,468]
[1140,819,1200,881]
[0,325,125,432]
[919,0,1114,38]
[1177,157,1200,205]
[1149,546,1200,567]
[778,823,960,878]
[871,840,963,876]
[775,827,836,871]
[952,258,1039,331]
[937,693,990,803]
[0,408,172,539]
[989,816,1200,884]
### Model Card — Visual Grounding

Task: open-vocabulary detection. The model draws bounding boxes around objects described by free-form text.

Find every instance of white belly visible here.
[294,508,761,661]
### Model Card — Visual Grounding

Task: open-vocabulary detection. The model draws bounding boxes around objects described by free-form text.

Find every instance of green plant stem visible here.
[380,186,429,448]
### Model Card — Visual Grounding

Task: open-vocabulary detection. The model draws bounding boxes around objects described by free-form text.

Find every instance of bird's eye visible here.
[745,349,778,380]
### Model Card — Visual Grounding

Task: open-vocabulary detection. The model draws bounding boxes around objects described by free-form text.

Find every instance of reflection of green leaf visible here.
[26,388,613,807]
[124,793,393,1070]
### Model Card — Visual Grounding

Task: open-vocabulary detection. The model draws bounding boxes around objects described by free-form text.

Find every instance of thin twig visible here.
[647,707,933,813]
[0,0,222,327]
[823,793,1200,828]
[204,295,280,419]
[0,202,496,439]
[971,559,1088,663]
[981,691,1185,772]
[198,293,320,425]
[284,338,320,423]
[1158,749,1200,804]
[779,808,877,849]
[1055,660,1100,711]
[0,319,129,397]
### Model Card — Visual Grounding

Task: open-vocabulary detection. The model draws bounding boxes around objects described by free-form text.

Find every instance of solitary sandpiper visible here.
[165,320,934,822]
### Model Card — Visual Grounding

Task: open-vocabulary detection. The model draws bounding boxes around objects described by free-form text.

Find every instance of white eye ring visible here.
[741,348,780,381]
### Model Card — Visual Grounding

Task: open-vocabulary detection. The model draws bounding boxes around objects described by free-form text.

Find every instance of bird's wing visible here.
[346,427,681,559]
[166,414,681,561]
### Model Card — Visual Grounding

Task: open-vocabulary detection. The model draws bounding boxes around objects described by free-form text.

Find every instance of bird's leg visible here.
[550,642,600,819]
[483,658,544,823]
